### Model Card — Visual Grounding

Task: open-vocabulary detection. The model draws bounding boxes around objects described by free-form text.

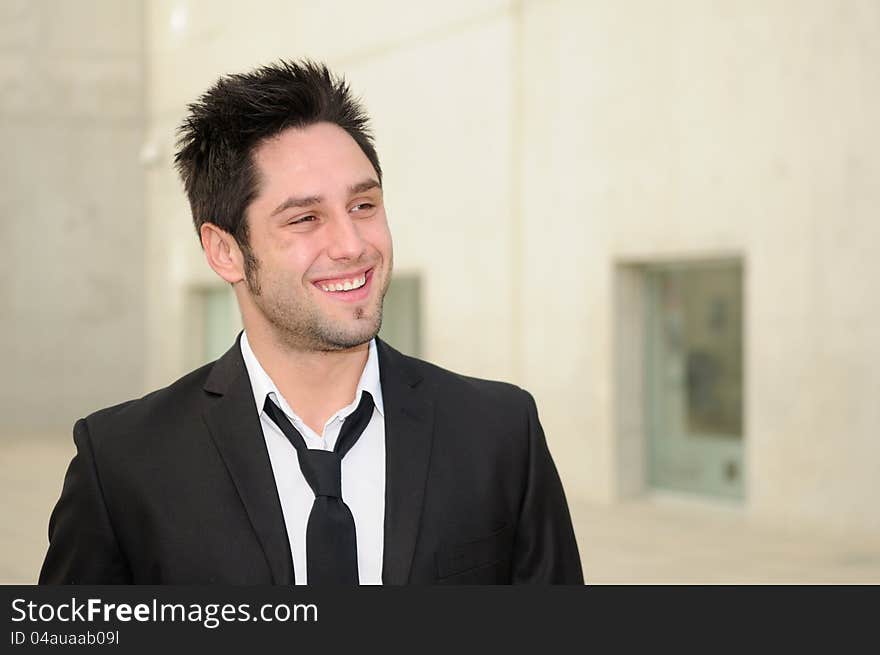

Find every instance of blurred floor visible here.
[2,435,879,584]
[571,497,880,584]
[1,434,75,585]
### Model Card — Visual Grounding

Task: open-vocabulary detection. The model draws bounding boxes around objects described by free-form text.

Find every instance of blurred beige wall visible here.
[516,0,880,535]
[0,0,146,434]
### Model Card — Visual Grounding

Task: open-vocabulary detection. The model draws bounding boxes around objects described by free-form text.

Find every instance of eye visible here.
[289,215,316,225]
[350,202,375,213]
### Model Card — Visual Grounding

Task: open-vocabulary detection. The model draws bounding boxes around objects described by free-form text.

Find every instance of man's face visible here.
[240,122,393,352]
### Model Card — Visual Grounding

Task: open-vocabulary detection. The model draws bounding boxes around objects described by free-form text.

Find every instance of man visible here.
[40,60,583,585]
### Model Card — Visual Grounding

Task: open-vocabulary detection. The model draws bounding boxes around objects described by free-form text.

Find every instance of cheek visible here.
[366,218,393,255]
[261,247,315,285]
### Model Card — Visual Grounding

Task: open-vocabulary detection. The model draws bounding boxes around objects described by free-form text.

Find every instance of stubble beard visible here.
[245,250,393,353]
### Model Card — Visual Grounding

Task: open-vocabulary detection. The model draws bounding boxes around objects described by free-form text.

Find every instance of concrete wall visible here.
[141,0,880,535]
[0,0,145,434]
[519,0,880,534]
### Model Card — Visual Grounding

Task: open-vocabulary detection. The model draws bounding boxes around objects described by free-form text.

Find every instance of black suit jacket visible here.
[40,337,583,584]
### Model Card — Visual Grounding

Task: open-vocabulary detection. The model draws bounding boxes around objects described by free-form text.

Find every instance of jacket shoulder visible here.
[395,349,532,410]
[80,359,217,448]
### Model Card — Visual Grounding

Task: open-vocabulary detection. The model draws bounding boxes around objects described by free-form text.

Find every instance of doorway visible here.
[645,261,744,500]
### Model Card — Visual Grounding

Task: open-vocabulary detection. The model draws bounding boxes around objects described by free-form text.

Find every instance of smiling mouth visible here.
[316,271,367,292]
[312,268,374,300]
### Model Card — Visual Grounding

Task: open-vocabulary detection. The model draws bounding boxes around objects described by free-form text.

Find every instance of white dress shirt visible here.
[240,331,386,585]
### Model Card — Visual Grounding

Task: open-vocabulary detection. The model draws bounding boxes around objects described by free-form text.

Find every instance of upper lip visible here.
[311,267,372,285]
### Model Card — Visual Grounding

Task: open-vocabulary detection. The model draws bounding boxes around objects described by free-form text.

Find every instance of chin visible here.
[317,336,374,352]
[319,320,381,351]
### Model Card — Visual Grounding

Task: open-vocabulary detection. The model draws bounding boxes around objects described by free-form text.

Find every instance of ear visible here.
[200,223,245,284]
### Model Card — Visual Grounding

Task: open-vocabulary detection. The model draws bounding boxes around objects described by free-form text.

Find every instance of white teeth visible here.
[320,273,367,292]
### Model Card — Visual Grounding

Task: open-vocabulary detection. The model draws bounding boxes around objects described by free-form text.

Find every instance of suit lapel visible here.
[199,335,433,586]
[202,336,294,585]
[377,339,435,585]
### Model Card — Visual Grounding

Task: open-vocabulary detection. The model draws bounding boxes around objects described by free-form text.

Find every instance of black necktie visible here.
[263,390,374,585]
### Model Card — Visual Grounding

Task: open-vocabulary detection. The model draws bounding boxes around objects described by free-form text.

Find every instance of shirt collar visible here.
[239,331,385,425]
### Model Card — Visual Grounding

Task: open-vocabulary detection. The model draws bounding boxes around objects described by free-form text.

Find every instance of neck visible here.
[245,321,370,434]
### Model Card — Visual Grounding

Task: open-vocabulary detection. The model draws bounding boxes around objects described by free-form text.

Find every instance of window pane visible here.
[203,286,237,362]
[378,274,422,357]
[647,261,744,499]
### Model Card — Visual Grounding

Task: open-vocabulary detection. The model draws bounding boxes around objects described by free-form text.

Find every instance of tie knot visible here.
[299,449,342,498]
[262,391,375,499]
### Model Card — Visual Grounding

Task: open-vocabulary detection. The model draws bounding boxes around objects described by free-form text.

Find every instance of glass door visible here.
[378,274,422,357]
[646,261,744,500]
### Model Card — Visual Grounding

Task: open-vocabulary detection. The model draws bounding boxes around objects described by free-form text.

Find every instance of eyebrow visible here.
[270,178,382,216]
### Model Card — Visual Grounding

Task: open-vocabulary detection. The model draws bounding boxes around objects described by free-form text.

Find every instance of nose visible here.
[325,211,367,261]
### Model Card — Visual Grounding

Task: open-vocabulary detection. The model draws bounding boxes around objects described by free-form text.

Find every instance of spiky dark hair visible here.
[174,59,381,253]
